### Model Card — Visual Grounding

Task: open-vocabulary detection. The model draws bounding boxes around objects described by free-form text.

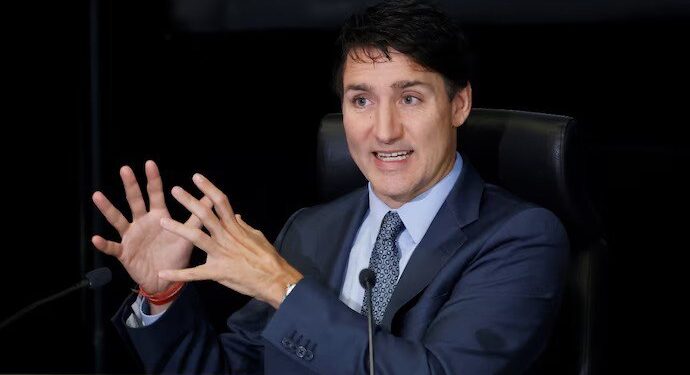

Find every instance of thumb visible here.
[159,265,210,282]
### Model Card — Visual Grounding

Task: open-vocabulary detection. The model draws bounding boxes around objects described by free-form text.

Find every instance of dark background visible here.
[2,0,688,373]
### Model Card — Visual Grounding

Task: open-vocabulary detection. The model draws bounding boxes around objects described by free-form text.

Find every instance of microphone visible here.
[84,267,112,289]
[359,268,376,375]
[0,267,112,331]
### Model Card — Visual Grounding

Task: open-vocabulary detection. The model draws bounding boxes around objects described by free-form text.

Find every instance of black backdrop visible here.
[2,0,688,373]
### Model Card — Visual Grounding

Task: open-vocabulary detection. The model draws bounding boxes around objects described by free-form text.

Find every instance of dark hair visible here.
[334,0,472,100]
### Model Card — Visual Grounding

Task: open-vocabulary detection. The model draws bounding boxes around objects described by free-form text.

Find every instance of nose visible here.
[374,102,403,144]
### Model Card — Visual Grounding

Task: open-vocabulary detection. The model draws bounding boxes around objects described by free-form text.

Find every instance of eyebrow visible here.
[344,80,431,94]
[391,80,431,90]
[344,83,373,93]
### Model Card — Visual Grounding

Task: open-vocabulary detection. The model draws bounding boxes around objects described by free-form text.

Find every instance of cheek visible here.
[414,125,453,162]
[344,124,361,145]
[344,126,368,163]
[344,115,373,151]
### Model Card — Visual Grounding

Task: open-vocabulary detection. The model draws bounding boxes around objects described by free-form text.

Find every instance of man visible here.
[92,1,569,373]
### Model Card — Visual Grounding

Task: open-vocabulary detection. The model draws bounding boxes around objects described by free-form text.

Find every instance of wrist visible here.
[139,281,185,306]
[267,269,303,309]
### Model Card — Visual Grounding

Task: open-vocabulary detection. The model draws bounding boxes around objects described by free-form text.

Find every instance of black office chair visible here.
[316,108,606,375]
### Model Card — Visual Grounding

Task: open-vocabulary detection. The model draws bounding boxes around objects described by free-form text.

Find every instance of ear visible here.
[451,83,472,128]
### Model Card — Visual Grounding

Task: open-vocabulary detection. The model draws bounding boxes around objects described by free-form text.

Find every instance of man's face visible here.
[342,48,471,208]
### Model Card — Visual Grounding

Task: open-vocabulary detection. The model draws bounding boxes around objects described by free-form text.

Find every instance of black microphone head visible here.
[359,268,376,289]
[85,267,112,289]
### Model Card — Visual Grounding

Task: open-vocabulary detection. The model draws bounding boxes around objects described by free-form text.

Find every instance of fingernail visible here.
[193,173,204,182]
[171,186,182,195]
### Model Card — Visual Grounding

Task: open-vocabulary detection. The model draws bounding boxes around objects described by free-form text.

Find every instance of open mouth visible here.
[374,150,413,161]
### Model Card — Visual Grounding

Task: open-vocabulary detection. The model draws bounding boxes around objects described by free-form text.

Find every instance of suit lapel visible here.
[315,189,370,292]
[380,161,485,330]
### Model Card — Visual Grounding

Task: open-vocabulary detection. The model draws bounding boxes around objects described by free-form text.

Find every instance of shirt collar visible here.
[367,152,463,244]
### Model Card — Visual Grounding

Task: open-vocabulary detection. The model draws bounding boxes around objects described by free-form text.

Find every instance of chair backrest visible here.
[316,108,606,375]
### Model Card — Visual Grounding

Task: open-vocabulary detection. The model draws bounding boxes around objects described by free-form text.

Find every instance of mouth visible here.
[373,150,414,161]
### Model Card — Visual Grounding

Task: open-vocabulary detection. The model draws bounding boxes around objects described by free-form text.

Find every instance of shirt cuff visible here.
[126,295,166,327]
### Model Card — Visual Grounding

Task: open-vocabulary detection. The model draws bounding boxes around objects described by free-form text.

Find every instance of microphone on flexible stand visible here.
[0,267,112,331]
[359,268,377,375]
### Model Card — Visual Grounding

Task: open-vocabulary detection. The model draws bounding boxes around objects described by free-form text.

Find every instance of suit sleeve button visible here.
[281,338,295,351]
[295,345,307,358]
[304,349,314,361]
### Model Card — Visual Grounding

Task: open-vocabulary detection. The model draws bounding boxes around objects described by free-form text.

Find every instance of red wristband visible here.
[138,282,185,305]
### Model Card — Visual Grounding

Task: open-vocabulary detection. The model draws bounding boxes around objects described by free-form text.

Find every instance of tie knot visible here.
[379,211,405,241]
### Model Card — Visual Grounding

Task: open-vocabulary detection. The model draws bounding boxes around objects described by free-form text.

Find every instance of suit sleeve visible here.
[111,208,307,374]
[261,207,569,374]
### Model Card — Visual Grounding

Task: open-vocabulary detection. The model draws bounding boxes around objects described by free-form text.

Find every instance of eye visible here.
[402,95,420,105]
[352,97,371,108]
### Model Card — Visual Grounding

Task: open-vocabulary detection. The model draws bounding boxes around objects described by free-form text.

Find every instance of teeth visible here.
[378,151,409,157]
[376,151,411,161]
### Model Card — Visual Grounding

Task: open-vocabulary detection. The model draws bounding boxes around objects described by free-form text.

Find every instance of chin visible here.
[370,176,416,205]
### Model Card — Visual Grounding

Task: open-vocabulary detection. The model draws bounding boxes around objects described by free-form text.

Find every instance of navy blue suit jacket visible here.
[113,161,569,374]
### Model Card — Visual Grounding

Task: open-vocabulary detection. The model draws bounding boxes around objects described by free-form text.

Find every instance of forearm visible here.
[113,286,232,374]
[262,276,562,375]
[262,277,439,374]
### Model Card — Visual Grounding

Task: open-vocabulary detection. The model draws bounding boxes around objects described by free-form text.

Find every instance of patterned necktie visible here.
[362,211,405,325]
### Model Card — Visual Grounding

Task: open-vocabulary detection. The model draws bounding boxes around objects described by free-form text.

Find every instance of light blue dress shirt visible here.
[135,153,463,324]
[339,152,462,312]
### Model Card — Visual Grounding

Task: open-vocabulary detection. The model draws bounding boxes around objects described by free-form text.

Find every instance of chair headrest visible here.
[316,108,600,237]
[316,113,368,201]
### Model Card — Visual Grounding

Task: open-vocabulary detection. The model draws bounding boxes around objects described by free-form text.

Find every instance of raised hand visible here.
[157,173,303,309]
[91,160,211,295]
